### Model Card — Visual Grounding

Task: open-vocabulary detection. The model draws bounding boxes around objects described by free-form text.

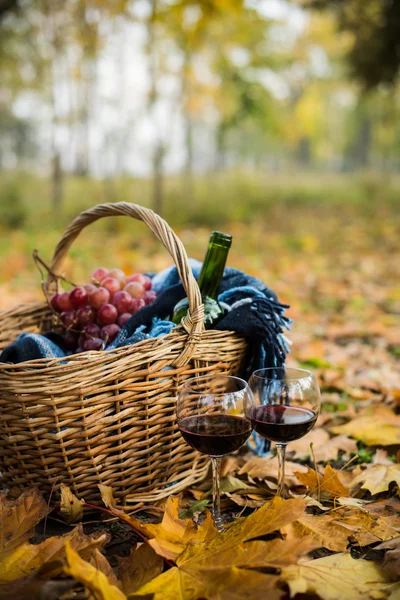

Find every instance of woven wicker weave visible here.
[0,203,247,506]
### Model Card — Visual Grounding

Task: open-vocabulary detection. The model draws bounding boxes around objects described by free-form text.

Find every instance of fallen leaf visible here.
[295,464,350,497]
[331,408,400,446]
[374,449,395,465]
[288,429,357,463]
[287,428,329,459]
[285,513,353,551]
[134,497,311,600]
[0,524,108,584]
[99,485,115,508]
[0,576,78,600]
[366,497,400,529]
[219,475,252,494]
[239,456,308,487]
[90,549,121,589]
[0,488,49,556]
[179,499,210,519]
[112,496,218,561]
[59,484,84,524]
[63,542,127,600]
[376,537,400,582]
[117,543,163,595]
[351,464,400,495]
[282,552,395,600]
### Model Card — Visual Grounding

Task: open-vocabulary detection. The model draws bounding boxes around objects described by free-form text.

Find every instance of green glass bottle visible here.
[171,231,232,329]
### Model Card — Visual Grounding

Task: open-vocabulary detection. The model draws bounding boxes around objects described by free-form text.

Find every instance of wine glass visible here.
[177,374,254,530]
[248,367,320,498]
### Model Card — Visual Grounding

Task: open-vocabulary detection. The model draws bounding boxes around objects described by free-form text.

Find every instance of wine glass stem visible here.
[211,457,222,531]
[276,443,287,498]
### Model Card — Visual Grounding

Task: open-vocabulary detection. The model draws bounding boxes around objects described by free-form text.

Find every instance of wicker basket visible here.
[0,203,247,506]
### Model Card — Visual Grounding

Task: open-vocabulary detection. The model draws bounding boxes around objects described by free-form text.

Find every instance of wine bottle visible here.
[171,231,232,329]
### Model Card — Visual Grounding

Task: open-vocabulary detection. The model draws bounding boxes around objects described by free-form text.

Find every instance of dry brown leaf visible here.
[59,483,84,524]
[351,464,400,495]
[0,524,108,584]
[63,542,127,600]
[376,537,400,582]
[239,456,308,487]
[284,513,352,552]
[117,543,163,595]
[374,449,395,465]
[281,552,395,600]
[0,488,49,556]
[295,464,350,497]
[89,549,121,589]
[288,429,357,462]
[366,497,400,529]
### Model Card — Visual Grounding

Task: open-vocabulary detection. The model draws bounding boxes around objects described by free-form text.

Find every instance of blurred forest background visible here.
[0,0,399,349]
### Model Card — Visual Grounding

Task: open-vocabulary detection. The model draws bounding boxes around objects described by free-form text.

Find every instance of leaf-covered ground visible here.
[0,195,399,598]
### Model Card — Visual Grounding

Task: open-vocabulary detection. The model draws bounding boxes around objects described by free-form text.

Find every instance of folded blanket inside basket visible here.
[0,260,292,379]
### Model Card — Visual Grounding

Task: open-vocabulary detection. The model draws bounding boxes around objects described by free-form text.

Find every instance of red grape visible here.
[60,310,77,328]
[89,287,110,309]
[70,286,88,308]
[127,273,152,291]
[58,292,73,312]
[63,331,78,350]
[100,324,120,344]
[82,337,104,351]
[107,268,127,287]
[144,290,157,305]
[82,323,101,338]
[76,306,96,327]
[117,312,132,327]
[84,283,97,295]
[101,277,120,297]
[92,267,109,283]
[131,298,145,313]
[124,282,145,299]
[50,293,61,312]
[113,291,133,314]
[98,303,118,325]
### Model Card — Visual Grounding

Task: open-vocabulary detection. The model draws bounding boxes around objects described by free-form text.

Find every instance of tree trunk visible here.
[152,142,164,217]
[51,151,63,217]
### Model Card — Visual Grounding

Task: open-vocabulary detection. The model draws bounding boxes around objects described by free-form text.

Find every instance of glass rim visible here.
[251,367,314,381]
[182,373,249,393]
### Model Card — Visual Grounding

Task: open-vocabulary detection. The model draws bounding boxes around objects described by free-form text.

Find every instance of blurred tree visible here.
[302,0,400,88]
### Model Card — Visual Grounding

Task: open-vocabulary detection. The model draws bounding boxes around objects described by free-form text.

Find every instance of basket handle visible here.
[46,202,204,367]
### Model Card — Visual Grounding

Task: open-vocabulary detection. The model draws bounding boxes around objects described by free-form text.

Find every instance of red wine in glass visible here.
[252,405,317,443]
[248,368,320,497]
[177,374,254,530]
[179,414,252,456]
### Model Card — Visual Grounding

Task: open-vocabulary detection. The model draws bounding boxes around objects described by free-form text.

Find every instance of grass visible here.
[0,169,399,317]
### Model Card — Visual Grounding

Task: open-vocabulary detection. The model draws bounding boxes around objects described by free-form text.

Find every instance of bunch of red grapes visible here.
[50,267,157,353]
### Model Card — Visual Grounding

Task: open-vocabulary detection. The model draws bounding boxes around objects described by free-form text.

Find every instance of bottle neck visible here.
[198,233,231,300]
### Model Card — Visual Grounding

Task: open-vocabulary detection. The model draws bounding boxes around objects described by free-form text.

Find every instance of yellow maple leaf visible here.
[295,463,350,497]
[331,408,400,446]
[351,464,400,495]
[0,524,108,584]
[64,542,127,600]
[282,552,395,600]
[112,496,218,561]
[134,497,312,600]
